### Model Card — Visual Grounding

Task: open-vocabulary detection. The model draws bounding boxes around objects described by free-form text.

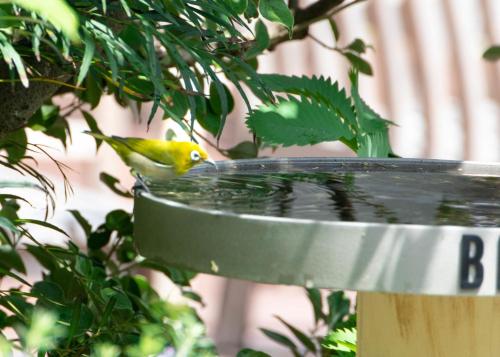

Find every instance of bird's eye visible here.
[190,150,201,162]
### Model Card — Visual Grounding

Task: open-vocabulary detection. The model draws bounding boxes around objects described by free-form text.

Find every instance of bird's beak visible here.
[204,159,217,168]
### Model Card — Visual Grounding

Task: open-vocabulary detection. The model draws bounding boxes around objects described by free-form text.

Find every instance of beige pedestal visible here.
[357,292,500,357]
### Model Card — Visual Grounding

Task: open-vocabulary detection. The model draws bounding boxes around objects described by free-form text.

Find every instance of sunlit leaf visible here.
[259,0,294,35]
[12,0,80,42]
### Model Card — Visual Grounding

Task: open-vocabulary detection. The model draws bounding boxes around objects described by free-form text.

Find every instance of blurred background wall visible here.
[5,0,500,355]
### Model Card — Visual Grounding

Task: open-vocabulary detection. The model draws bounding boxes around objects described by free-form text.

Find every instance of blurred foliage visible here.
[241,289,356,356]
[483,45,500,61]
[0,182,214,355]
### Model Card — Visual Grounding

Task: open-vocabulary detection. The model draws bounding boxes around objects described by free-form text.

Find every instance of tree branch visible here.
[0,59,71,138]
[269,0,366,50]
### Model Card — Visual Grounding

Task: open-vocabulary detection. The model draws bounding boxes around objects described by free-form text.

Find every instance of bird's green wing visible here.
[112,136,175,165]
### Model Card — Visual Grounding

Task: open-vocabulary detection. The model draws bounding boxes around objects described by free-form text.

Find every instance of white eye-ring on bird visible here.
[190,150,201,162]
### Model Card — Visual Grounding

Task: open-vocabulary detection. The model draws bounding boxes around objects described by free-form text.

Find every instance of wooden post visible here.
[357,292,500,357]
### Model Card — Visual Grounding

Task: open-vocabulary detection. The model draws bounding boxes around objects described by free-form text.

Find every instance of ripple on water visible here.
[147,171,500,227]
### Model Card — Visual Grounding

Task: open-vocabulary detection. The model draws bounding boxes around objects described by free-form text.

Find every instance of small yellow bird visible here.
[85,132,216,183]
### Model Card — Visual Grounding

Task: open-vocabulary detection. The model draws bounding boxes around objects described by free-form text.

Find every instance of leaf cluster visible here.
[0,190,214,356]
[246,72,395,157]
[240,289,356,357]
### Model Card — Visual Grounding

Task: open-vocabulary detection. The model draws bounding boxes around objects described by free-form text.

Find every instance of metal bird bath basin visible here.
[134,158,500,356]
[133,158,500,296]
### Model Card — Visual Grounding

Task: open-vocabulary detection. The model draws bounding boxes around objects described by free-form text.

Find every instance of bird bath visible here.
[134,158,500,356]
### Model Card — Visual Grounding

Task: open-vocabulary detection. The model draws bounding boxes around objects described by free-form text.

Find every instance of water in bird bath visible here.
[146,161,500,227]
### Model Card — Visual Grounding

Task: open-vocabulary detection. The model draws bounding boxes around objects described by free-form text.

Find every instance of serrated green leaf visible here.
[259,0,294,35]
[12,0,80,42]
[349,70,393,157]
[256,74,356,126]
[246,97,353,147]
[483,45,500,61]
[322,328,357,353]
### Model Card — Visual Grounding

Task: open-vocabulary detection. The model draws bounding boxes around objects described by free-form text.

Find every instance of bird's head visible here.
[170,141,215,175]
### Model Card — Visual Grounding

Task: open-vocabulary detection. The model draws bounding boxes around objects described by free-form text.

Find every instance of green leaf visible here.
[245,0,258,19]
[349,70,393,157]
[140,259,196,286]
[25,245,57,271]
[322,328,357,354]
[483,45,500,61]
[197,106,221,137]
[0,245,26,274]
[327,291,352,329]
[209,81,234,115]
[88,224,111,250]
[81,69,103,108]
[116,236,137,263]
[82,111,104,150]
[105,210,132,235]
[100,287,132,310]
[0,129,27,164]
[0,32,28,87]
[306,288,323,323]
[77,32,95,86]
[346,38,367,54]
[245,20,270,59]
[100,172,133,198]
[0,216,19,234]
[16,219,69,237]
[68,210,92,238]
[237,348,271,357]
[28,105,60,131]
[276,316,316,353]
[225,141,258,159]
[329,19,340,42]
[32,281,64,302]
[256,74,357,126]
[344,52,373,75]
[12,0,80,42]
[75,255,92,277]
[228,0,248,14]
[246,97,353,147]
[260,328,299,356]
[259,0,294,35]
